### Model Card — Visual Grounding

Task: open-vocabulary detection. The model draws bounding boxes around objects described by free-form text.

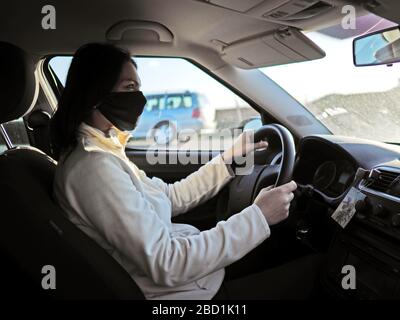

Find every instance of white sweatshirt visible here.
[53,121,270,300]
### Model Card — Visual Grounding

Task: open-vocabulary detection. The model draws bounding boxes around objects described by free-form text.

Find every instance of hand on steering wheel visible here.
[254,181,297,225]
[251,124,297,224]
[217,124,297,223]
[253,124,296,188]
[221,130,268,164]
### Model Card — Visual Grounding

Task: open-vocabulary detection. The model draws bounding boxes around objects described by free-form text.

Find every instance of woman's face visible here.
[90,61,142,131]
[112,61,141,92]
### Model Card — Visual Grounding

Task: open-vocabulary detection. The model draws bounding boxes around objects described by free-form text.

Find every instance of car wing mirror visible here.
[240,116,263,131]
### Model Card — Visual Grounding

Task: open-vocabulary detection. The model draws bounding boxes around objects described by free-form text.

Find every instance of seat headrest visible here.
[27,109,51,128]
[0,42,39,124]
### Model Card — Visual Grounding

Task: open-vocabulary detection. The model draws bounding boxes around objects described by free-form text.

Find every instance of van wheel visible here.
[151,120,177,145]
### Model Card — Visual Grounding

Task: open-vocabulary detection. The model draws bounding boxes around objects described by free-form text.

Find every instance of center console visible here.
[323,165,400,299]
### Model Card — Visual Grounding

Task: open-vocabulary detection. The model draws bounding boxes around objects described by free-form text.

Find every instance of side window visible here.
[48,56,259,150]
[146,96,160,112]
[183,94,193,108]
[165,95,183,110]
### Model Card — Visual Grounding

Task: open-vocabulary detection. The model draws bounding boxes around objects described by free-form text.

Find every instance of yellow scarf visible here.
[77,121,131,158]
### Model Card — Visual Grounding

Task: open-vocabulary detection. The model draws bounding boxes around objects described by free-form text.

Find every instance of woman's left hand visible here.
[221,130,268,164]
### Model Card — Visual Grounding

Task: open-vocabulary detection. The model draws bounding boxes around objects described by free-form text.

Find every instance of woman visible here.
[51,43,313,300]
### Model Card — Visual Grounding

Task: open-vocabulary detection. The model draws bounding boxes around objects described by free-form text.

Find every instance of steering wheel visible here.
[217,123,296,222]
[253,123,296,188]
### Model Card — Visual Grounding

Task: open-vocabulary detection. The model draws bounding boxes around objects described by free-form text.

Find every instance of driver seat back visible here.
[0,147,145,299]
[0,41,145,299]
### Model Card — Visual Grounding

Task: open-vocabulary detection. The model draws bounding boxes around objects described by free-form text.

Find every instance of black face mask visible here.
[96,91,147,131]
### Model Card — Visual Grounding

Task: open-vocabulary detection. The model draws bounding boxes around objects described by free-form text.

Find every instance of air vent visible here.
[363,168,400,193]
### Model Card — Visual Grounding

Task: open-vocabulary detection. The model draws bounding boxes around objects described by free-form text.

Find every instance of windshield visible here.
[260,14,400,143]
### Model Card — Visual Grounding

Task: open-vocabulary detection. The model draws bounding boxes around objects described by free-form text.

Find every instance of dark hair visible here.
[50,43,136,160]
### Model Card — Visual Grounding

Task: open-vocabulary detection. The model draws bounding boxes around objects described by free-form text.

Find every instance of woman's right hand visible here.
[253,181,297,226]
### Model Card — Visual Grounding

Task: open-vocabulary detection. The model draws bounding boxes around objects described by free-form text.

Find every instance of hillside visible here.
[307,83,400,142]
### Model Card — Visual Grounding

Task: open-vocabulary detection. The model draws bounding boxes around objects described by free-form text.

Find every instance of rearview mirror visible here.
[353,25,400,67]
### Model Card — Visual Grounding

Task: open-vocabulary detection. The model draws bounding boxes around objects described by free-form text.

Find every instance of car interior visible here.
[1,0,400,300]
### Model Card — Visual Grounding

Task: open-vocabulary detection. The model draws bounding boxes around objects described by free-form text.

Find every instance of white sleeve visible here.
[149,154,235,216]
[65,152,270,287]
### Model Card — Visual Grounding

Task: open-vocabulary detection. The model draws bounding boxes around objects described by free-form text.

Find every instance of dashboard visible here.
[312,160,354,196]
[295,156,355,199]
[293,135,400,199]
[223,133,400,299]
[292,134,400,299]
[293,139,357,198]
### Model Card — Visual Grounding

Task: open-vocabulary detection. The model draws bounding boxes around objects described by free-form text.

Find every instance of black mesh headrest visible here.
[0,42,39,124]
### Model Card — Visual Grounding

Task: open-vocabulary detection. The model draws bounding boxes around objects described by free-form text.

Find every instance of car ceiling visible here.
[0,0,372,64]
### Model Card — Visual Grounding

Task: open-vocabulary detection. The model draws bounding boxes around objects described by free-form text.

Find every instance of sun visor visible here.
[220,27,325,69]
[364,0,400,24]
